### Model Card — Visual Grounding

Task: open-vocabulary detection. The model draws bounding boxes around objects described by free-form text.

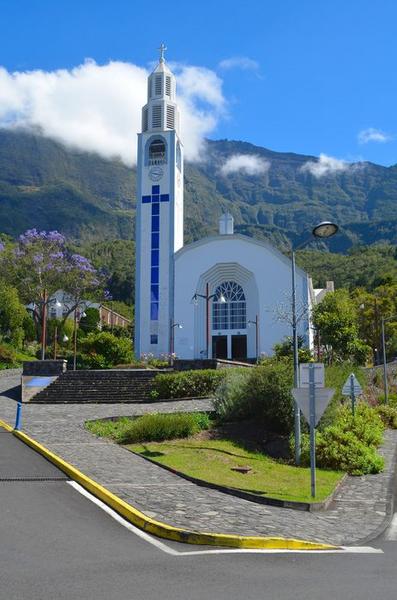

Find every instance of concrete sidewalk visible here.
[0,373,396,546]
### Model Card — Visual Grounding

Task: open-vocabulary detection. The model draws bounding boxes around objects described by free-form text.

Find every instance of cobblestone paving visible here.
[0,373,396,546]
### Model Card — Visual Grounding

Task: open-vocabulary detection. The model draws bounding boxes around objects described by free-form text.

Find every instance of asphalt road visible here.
[1,429,397,600]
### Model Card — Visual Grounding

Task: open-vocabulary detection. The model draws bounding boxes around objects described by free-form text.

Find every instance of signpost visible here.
[342,373,363,416]
[292,363,335,498]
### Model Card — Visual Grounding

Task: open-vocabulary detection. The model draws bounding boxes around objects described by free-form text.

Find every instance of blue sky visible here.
[0,0,396,166]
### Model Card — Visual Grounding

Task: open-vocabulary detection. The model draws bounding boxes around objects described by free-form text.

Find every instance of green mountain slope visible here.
[1,128,396,251]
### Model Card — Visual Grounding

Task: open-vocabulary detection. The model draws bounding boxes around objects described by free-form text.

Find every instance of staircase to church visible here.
[30,369,160,404]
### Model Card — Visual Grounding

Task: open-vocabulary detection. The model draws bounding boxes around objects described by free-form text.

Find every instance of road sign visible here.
[292,387,335,426]
[299,363,325,388]
[342,373,362,397]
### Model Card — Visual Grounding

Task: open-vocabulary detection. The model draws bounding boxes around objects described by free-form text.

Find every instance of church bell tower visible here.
[135,45,184,357]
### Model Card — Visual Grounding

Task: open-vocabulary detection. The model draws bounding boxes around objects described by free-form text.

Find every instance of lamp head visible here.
[218,294,227,304]
[62,335,69,342]
[312,221,339,239]
[191,293,199,306]
[55,300,62,308]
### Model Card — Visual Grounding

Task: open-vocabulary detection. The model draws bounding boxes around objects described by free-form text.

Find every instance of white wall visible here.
[174,235,310,359]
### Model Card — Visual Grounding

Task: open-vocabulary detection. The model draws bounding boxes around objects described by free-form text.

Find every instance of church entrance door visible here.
[212,335,227,359]
[232,335,247,361]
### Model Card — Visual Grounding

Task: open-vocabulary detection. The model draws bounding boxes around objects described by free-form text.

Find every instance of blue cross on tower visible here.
[142,186,170,328]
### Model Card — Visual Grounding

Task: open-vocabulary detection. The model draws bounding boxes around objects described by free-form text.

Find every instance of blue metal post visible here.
[14,401,22,431]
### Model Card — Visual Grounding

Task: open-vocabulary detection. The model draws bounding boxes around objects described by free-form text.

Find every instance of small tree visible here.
[0,230,104,355]
[312,289,371,364]
[0,280,27,348]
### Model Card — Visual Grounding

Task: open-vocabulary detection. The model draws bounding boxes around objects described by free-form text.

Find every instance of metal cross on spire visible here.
[158,43,167,63]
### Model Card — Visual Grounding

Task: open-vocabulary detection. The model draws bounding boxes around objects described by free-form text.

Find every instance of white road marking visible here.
[384,513,397,540]
[67,481,383,556]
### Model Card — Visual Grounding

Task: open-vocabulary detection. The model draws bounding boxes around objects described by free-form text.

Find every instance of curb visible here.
[0,418,336,551]
[127,447,347,512]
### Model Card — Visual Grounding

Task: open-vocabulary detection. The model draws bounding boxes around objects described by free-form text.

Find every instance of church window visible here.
[151,285,159,301]
[151,267,159,284]
[166,105,175,129]
[150,303,159,320]
[148,138,166,164]
[142,108,148,132]
[155,75,162,96]
[213,281,246,331]
[152,105,162,128]
[151,215,160,232]
[176,141,182,171]
[150,334,158,345]
[166,76,171,96]
[151,232,159,249]
[151,249,159,266]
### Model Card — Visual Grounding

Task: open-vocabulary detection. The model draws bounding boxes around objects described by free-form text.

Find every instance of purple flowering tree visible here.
[0,230,104,357]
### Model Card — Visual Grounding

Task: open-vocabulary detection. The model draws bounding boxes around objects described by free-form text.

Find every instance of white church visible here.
[135,48,317,361]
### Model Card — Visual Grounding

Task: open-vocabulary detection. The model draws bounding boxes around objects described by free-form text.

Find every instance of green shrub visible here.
[212,360,294,433]
[78,331,133,369]
[0,344,17,365]
[316,428,384,475]
[376,405,397,429]
[118,412,210,444]
[245,360,294,433]
[335,404,384,447]
[152,369,226,399]
[212,370,250,421]
[295,403,385,475]
[378,393,397,407]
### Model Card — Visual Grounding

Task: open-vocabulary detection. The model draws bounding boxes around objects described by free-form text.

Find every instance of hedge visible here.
[151,369,226,399]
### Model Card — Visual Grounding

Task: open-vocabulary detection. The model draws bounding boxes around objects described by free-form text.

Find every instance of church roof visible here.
[174,233,308,278]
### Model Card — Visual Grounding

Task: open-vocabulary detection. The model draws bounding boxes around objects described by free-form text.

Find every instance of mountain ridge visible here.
[1,128,396,252]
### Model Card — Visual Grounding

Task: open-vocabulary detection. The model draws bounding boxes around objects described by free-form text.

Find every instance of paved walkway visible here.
[0,372,396,545]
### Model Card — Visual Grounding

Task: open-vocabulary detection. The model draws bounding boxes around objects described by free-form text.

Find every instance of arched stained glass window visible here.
[212,281,246,331]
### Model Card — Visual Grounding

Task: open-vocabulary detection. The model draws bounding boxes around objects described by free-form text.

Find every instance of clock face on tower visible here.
[149,166,164,181]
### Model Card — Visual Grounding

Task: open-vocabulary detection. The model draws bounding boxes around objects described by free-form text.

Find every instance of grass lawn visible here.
[128,439,343,503]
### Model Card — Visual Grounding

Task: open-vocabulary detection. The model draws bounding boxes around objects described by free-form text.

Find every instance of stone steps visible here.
[30,369,160,404]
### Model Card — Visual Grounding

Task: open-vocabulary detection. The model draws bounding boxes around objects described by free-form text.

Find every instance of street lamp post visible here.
[73,309,86,371]
[40,295,62,360]
[192,285,226,358]
[170,320,183,360]
[291,221,339,465]
[248,315,259,361]
[381,314,397,404]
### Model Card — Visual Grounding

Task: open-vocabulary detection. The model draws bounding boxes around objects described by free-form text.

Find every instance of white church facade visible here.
[135,49,312,361]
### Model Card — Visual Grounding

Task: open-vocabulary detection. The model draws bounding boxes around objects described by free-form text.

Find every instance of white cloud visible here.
[358,127,393,144]
[0,60,226,166]
[218,56,260,72]
[300,153,349,177]
[220,154,270,176]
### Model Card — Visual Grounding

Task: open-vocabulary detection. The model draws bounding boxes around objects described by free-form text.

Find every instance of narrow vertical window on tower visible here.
[155,75,162,96]
[152,105,162,129]
[142,108,148,132]
[166,105,175,129]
